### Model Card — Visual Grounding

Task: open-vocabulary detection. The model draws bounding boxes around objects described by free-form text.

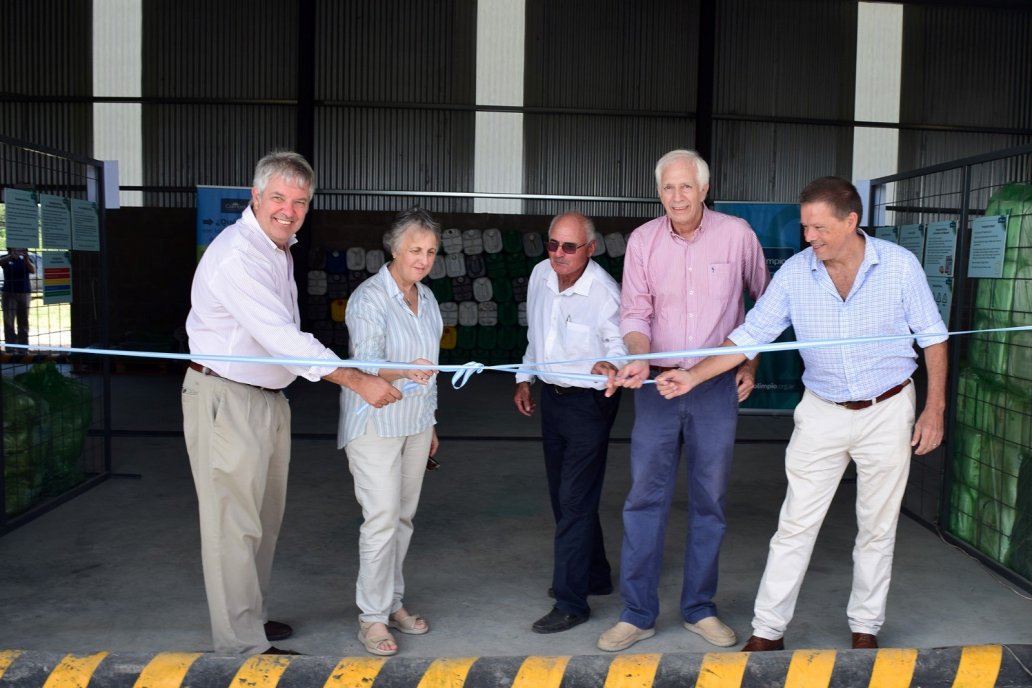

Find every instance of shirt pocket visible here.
[562,321,596,359]
[708,262,738,302]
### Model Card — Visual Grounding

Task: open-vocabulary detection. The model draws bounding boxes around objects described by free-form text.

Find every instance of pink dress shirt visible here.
[620,207,770,369]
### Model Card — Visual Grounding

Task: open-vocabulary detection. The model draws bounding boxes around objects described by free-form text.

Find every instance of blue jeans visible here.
[618,370,738,628]
[541,385,621,617]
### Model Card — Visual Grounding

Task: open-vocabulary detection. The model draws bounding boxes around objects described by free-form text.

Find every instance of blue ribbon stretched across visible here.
[5,324,1030,395]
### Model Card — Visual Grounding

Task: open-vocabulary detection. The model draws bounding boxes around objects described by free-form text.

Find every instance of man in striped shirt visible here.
[653,176,948,651]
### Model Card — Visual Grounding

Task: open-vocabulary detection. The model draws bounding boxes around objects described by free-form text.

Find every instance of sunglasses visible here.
[546,239,589,254]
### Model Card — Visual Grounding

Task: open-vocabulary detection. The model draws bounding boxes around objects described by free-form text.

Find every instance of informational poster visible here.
[874,226,899,243]
[715,202,802,411]
[42,251,72,305]
[900,223,925,263]
[967,215,1008,279]
[70,199,101,251]
[923,220,958,278]
[196,186,252,260]
[3,188,40,248]
[927,276,953,326]
[40,194,72,249]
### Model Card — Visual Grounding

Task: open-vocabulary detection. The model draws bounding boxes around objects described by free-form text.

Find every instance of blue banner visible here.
[715,202,802,411]
[195,186,252,260]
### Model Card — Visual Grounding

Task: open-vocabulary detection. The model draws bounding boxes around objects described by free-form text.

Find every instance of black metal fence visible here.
[868,143,1032,589]
[0,135,112,535]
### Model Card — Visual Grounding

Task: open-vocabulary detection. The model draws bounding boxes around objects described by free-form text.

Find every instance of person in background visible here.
[653,176,947,651]
[183,150,401,656]
[514,211,626,634]
[337,207,443,656]
[598,149,770,652]
[1,247,36,349]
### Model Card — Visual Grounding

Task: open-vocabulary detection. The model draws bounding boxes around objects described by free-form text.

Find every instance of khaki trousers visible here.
[752,384,916,640]
[345,420,432,624]
[182,367,291,654]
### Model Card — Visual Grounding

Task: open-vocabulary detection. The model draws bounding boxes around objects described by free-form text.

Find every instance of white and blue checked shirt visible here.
[337,264,443,447]
[729,234,947,403]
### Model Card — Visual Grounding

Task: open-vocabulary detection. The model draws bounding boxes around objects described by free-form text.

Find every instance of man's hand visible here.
[514,381,536,417]
[325,367,403,408]
[734,365,757,403]
[911,405,944,455]
[654,368,695,399]
[591,360,618,389]
[430,427,439,457]
[607,359,650,397]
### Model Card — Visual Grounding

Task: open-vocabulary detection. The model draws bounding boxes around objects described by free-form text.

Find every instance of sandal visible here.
[388,610,430,635]
[358,620,398,656]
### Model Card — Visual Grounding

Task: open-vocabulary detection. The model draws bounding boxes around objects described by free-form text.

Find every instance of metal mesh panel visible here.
[870,145,1032,586]
[0,137,111,534]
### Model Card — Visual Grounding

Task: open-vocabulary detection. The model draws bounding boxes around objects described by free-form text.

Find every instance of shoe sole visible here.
[597,627,656,652]
[683,622,737,647]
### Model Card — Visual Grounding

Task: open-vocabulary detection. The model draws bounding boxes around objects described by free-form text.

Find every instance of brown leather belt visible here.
[833,379,910,410]
[189,361,283,394]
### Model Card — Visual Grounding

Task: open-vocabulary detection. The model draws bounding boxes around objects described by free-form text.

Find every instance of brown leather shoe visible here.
[741,634,784,651]
[851,632,878,649]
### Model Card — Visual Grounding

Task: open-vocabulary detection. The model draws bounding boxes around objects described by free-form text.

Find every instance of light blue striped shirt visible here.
[729,233,947,403]
[337,264,443,447]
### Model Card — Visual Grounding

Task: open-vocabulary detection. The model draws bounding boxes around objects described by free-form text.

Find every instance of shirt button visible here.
[689,313,695,318]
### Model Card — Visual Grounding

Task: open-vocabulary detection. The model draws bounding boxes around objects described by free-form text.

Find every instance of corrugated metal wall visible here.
[140,0,299,206]
[314,0,477,212]
[712,0,857,202]
[5,2,1032,211]
[523,0,699,218]
[899,5,1032,169]
[0,0,92,163]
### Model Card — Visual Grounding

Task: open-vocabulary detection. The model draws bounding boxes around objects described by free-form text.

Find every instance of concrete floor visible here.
[0,370,1030,658]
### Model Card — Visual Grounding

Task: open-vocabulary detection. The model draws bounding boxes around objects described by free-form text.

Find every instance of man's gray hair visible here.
[384,206,442,254]
[253,151,316,199]
[548,211,597,244]
[654,149,710,189]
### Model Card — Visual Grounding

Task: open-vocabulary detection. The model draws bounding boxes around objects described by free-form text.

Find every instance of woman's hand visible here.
[402,358,436,385]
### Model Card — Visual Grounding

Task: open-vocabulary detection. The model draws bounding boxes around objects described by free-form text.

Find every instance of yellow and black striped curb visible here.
[0,645,1029,687]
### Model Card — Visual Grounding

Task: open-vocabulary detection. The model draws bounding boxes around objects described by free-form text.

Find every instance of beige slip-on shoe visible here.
[597,621,656,652]
[684,616,737,647]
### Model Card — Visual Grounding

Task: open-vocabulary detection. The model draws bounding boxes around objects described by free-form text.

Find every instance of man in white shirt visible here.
[182,151,401,656]
[514,211,627,634]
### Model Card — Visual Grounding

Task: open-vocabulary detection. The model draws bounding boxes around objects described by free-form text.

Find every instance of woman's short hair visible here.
[384,207,442,254]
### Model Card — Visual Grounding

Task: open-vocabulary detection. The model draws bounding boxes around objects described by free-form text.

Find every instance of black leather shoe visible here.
[264,621,293,641]
[262,647,303,655]
[548,585,613,599]
[532,608,589,634]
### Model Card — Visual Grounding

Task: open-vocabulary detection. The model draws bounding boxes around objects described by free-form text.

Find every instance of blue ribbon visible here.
[5,324,1030,391]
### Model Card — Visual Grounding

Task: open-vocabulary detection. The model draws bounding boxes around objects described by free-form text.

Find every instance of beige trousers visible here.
[345,420,433,624]
[752,384,916,640]
[182,367,291,654]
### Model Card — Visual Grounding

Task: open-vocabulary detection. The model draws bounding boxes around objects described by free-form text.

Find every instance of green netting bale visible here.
[2,377,48,515]
[14,362,92,493]
[949,482,978,544]
[1008,453,1032,579]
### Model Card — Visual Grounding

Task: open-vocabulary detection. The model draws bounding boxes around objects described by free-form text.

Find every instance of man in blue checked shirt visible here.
[654,176,948,652]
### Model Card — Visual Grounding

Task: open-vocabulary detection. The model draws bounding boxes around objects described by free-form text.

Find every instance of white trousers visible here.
[752,384,916,640]
[182,367,291,654]
[345,420,433,624]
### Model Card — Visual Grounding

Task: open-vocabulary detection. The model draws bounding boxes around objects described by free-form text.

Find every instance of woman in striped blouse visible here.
[337,207,443,656]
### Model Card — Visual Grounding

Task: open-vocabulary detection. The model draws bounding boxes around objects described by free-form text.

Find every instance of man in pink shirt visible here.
[598,149,770,652]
